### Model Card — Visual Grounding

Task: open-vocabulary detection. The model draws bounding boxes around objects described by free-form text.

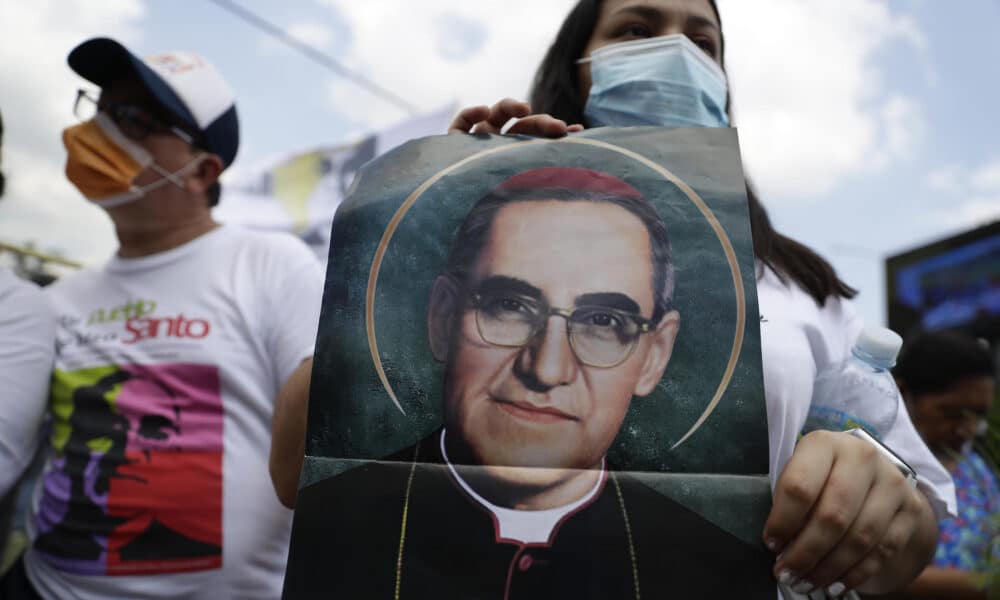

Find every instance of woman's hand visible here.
[448,98,583,137]
[765,430,938,596]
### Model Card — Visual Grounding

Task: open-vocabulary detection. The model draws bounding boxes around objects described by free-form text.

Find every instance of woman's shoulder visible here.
[757,262,862,365]
[757,263,859,324]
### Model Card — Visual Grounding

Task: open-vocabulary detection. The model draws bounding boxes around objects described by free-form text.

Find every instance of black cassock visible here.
[283,431,775,599]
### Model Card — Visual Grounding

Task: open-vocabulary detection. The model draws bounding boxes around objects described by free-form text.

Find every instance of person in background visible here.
[886,330,998,599]
[0,108,57,585]
[0,38,322,599]
[442,0,958,597]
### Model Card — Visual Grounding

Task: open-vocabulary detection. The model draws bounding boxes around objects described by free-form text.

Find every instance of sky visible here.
[0,0,997,328]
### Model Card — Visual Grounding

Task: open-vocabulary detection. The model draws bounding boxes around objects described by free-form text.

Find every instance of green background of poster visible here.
[302,127,771,544]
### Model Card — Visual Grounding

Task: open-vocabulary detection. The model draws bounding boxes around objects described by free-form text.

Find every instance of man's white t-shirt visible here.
[0,268,55,496]
[23,226,324,600]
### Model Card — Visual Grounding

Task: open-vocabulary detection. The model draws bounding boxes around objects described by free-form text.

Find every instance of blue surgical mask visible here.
[578,34,729,129]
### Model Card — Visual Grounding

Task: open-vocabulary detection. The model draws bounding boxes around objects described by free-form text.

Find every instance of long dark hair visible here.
[894,330,995,396]
[528,0,857,306]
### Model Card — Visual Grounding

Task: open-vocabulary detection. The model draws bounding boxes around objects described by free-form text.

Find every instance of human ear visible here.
[427,275,460,363]
[186,153,223,195]
[633,310,680,397]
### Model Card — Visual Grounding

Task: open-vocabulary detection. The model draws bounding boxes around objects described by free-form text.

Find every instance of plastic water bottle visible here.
[802,326,904,441]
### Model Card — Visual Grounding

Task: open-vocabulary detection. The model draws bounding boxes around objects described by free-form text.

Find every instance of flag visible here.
[214,103,456,260]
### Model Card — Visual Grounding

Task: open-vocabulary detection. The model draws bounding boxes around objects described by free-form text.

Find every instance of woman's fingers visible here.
[771,439,878,593]
[486,98,532,129]
[765,430,926,596]
[470,119,503,134]
[455,98,531,135]
[505,115,574,138]
[449,99,586,138]
[448,105,491,134]
[799,471,910,592]
[765,431,839,554]
[837,489,921,593]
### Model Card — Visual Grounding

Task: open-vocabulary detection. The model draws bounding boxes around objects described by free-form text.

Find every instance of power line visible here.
[205,0,418,115]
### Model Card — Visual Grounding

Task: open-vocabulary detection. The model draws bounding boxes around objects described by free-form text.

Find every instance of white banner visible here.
[214,103,456,260]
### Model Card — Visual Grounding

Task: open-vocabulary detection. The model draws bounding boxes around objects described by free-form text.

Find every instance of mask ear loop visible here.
[96,153,210,209]
[148,152,209,190]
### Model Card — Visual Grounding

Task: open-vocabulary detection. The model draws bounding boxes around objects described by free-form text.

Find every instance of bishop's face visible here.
[434,200,679,499]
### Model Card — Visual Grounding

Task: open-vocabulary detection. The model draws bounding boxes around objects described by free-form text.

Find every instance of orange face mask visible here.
[62,113,203,209]
[63,113,156,207]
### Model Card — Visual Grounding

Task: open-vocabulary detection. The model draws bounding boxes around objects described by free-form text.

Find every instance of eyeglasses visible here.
[470,289,654,368]
[73,89,195,145]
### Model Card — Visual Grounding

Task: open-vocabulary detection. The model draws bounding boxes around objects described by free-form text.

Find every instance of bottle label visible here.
[838,368,898,401]
[801,406,883,441]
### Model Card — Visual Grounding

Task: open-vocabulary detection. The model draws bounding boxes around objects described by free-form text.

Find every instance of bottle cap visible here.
[854,326,903,368]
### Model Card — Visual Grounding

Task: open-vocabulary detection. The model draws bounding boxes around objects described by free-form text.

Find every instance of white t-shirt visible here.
[23,226,324,600]
[758,265,956,519]
[0,268,55,496]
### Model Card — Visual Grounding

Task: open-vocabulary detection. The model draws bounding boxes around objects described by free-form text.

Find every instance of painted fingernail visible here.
[791,580,815,594]
[827,582,847,596]
[777,569,796,585]
[765,538,780,552]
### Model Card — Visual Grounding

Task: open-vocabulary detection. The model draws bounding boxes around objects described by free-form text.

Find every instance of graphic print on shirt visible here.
[33,362,223,576]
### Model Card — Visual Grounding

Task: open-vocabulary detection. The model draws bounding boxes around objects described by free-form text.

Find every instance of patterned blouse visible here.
[934,450,1000,571]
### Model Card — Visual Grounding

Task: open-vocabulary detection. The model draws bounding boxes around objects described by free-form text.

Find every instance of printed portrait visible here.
[35,363,223,576]
[284,128,773,599]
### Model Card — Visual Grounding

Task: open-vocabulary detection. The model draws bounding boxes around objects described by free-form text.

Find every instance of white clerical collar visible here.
[440,428,606,545]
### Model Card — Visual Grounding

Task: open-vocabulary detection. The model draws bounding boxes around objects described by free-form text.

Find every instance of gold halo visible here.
[365,136,745,450]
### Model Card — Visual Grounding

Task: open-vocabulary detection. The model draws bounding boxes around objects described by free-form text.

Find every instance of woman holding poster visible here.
[445,0,957,597]
[272,1,958,598]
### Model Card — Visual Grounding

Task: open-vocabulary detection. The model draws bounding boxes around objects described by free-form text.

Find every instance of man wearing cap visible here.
[0,38,323,599]
[281,167,775,598]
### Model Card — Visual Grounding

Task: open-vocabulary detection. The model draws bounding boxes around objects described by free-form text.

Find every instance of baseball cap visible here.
[68,37,239,169]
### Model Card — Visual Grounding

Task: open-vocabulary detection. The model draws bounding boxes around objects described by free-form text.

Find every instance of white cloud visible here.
[321,0,578,130]
[881,95,924,160]
[926,165,964,193]
[0,0,146,266]
[865,95,925,170]
[928,157,1000,229]
[316,0,930,203]
[946,198,1000,228]
[434,14,488,62]
[257,12,349,56]
[0,0,947,266]
[971,158,1000,192]
[718,0,929,200]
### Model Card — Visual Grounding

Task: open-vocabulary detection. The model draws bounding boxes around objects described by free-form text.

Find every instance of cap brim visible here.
[68,38,199,133]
